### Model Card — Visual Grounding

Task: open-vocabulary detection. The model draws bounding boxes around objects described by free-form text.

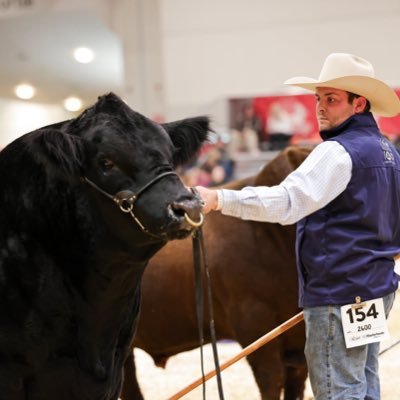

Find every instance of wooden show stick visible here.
[168,311,304,400]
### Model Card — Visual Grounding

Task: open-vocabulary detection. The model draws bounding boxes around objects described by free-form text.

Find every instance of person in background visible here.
[195,53,400,400]
[229,102,262,154]
[266,102,294,150]
[180,145,235,187]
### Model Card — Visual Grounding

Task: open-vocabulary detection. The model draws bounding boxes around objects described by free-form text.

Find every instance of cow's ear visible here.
[31,129,87,177]
[162,116,211,166]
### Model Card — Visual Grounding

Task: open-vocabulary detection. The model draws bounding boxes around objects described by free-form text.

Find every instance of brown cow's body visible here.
[122,147,312,400]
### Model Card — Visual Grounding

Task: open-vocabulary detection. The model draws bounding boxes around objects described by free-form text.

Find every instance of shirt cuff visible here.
[216,189,224,211]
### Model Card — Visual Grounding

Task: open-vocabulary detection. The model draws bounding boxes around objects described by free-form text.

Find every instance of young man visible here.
[196,53,400,400]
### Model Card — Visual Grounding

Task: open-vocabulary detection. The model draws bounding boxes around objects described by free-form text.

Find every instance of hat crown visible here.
[284,52,400,117]
[318,53,375,81]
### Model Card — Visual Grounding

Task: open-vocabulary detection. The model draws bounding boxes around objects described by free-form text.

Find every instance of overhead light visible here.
[15,83,35,100]
[73,47,95,64]
[64,96,83,112]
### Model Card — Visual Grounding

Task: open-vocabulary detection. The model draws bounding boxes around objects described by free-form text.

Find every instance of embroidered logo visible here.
[380,138,395,164]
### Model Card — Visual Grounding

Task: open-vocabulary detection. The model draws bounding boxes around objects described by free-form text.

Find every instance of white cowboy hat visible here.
[284,53,400,117]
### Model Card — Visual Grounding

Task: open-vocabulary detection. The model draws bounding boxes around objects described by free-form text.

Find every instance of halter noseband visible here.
[84,171,204,236]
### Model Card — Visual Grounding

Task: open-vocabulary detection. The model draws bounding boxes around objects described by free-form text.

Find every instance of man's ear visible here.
[354,96,368,114]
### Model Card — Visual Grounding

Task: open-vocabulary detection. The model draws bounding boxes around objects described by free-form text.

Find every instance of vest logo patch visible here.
[380,138,395,164]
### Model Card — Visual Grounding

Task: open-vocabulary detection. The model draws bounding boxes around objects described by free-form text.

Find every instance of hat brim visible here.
[284,75,400,117]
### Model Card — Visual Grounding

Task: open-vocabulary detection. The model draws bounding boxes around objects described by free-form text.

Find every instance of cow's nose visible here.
[171,199,204,227]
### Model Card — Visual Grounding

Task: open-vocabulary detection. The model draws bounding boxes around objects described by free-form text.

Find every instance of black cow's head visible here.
[28,93,210,242]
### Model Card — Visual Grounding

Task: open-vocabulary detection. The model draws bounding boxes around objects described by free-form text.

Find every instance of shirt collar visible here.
[319,112,378,141]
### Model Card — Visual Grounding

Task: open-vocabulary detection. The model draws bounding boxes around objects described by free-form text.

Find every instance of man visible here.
[196,53,400,400]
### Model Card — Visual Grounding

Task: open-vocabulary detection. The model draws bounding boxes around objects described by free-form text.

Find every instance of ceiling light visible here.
[64,97,83,112]
[15,83,35,100]
[73,47,95,64]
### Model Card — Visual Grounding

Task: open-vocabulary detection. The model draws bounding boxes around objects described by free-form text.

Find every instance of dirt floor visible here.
[132,287,400,400]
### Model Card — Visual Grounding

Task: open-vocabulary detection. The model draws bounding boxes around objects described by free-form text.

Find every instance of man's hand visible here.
[194,186,218,214]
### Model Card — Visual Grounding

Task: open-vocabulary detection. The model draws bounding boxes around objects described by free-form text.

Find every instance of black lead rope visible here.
[192,227,225,400]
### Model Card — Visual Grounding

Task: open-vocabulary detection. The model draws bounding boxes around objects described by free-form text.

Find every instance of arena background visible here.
[0,0,400,148]
[0,1,399,399]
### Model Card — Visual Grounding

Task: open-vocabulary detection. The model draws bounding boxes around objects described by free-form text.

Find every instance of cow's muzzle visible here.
[170,198,204,228]
[182,186,205,227]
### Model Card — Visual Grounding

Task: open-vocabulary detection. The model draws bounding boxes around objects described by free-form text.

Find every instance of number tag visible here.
[340,298,389,349]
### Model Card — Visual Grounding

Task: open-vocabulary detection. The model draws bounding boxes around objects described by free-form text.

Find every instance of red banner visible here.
[235,89,400,147]
[252,94,320,145]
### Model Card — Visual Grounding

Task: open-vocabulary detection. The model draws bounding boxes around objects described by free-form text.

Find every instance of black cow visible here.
[0,93,210,400]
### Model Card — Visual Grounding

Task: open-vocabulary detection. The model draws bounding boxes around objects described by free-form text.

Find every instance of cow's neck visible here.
[82,237,163,327]
[75,238,165,380]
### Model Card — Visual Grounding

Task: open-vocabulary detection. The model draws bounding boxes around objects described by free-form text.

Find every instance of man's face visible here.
[315,87,359,131]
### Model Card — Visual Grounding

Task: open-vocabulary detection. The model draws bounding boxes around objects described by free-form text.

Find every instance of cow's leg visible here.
[283,364,307,400]
[282,328,308,400]
[231,305,285,400]
[0,369,24,400]
[120,351,144,400]
[244,341,285,400]
[23,358,124,400]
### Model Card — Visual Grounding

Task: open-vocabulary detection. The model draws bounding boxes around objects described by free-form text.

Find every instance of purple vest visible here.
[296,113,400,307]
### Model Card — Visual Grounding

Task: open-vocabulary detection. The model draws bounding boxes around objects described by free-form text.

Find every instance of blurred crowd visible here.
[179,141,235,188]
[177,98,400,187]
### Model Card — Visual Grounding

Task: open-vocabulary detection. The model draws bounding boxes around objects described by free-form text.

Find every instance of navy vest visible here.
[296,113,400,307]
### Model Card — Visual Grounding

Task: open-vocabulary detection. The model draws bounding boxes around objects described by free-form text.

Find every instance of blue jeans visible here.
[303,292,395,400]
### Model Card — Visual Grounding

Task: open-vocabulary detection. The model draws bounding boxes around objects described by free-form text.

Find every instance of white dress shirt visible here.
[219,141,352,225]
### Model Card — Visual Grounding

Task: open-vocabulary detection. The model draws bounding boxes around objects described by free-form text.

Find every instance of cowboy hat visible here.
[284,53,400,117]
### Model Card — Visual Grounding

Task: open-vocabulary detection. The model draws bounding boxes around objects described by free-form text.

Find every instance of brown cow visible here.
[121,146,312,400]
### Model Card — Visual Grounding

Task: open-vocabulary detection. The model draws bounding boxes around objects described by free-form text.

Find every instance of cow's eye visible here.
[99,158,114,171]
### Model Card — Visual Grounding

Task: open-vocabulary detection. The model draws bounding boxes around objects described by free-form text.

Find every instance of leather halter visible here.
[84,171,203,236]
